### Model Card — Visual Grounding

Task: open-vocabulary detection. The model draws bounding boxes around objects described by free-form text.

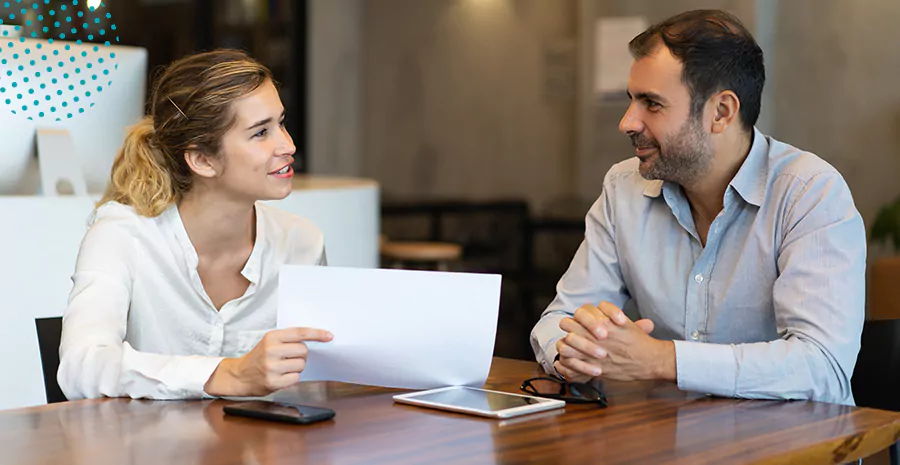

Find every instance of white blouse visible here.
[58,201,325,400]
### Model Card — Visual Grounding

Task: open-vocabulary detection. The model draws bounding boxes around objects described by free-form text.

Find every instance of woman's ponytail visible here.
[98,116,177,217]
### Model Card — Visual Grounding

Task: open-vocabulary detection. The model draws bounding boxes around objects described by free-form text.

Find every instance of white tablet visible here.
[393,386,565,418]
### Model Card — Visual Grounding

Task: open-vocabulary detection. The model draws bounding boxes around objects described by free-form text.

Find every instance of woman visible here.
[58,50,332,400]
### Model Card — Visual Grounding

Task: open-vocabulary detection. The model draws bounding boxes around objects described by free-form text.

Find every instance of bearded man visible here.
[530,9,865,405]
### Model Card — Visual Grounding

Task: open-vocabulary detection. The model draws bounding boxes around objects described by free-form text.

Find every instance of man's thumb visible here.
[635,318,654,335]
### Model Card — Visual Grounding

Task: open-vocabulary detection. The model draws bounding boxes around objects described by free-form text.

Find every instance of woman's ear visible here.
[184,150,220,178]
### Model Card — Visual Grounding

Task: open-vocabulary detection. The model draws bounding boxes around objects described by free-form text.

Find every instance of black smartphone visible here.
[223,400,335,425]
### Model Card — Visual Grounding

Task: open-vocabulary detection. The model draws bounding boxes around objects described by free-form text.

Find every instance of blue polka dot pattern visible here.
[0,1,119,119]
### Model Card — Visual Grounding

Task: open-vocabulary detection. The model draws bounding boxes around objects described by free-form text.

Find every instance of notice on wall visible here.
[594,16,649,98]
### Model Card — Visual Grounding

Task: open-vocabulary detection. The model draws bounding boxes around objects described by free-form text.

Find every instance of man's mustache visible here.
[630,132,658,148]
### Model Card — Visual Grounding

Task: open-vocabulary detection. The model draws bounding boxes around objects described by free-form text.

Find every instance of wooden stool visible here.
[380,238,462,271]
[870,256,900,320]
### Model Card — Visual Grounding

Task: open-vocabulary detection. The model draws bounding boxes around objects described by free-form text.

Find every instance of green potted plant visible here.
[869,197,900,320]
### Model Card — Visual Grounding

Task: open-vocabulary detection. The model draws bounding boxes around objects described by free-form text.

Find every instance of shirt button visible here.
[690,330,700,340]
[694,274,704,283]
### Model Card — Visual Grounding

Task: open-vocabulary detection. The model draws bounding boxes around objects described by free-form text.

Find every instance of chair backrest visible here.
[34,317,66,404]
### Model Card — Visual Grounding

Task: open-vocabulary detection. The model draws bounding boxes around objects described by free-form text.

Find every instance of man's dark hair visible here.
[629,10,765,133]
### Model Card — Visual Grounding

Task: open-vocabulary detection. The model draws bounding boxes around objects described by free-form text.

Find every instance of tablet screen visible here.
[408,387,542,412]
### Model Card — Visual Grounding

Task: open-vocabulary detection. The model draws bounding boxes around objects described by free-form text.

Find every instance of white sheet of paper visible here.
[278,266,502,389]
[594,16,649,95]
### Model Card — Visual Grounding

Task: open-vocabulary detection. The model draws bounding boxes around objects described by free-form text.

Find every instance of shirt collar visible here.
[165,203,199,271]
[728,128,768,207]
[641,127,768,208]
[166,202,264,286]
[642,180,664,198]
[241,203,264,285]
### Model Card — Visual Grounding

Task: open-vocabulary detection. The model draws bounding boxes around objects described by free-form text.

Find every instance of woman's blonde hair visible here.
[98,49,273,217]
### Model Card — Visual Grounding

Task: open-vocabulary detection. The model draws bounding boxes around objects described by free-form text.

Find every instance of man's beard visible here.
[630,116,713,186]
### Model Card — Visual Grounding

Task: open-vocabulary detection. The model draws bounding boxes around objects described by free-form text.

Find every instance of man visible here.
[530,10,865,404]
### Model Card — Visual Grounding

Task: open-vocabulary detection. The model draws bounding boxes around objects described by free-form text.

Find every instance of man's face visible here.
[619,45,713,186]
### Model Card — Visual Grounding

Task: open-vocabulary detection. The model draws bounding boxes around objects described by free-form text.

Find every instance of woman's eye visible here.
[253,128,268,138]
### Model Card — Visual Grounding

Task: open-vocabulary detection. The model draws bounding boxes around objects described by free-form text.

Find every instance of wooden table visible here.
[2,358,899,464]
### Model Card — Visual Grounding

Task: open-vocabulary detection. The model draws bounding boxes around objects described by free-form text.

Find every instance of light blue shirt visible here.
[531,129,866,405]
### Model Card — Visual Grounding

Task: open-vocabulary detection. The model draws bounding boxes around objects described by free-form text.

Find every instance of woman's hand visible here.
[204,327,333,397]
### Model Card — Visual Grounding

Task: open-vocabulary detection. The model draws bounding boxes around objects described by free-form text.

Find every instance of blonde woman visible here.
[58,50,332,400]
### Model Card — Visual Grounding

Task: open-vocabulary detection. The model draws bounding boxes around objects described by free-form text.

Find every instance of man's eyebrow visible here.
[636,92,668,104]
[626,90,668,104]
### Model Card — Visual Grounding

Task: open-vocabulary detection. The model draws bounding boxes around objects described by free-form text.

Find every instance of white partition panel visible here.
[0,197,95,409]
[267,177,380,269]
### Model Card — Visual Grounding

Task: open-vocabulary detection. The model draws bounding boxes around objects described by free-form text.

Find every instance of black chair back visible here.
[851,319,900,464]
[34,317,67,404]
[852,319,900,411]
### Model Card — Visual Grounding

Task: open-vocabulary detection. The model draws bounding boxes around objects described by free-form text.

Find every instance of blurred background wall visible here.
[312,0,900,256]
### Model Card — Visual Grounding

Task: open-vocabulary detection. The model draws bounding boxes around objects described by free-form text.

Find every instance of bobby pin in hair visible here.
[167,97,189,120]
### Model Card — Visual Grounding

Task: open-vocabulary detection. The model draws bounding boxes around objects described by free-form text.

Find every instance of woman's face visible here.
[212,79,296,203]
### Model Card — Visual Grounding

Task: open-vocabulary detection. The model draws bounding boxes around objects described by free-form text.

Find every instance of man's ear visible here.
[709,90,741,135]
[184,149,220,179]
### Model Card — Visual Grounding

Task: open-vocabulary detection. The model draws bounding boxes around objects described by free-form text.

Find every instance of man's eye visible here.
[647,101,661,109]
